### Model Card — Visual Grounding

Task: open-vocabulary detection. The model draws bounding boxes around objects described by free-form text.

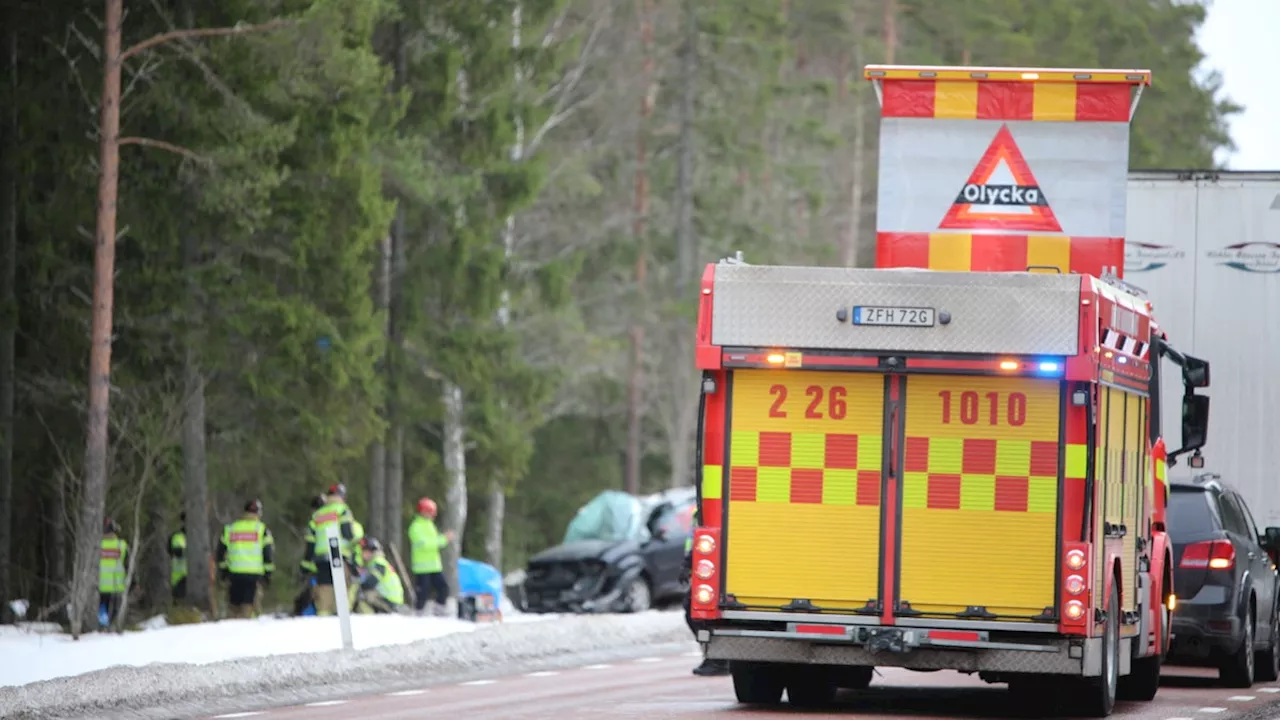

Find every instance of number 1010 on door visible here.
[938,390,1028,427]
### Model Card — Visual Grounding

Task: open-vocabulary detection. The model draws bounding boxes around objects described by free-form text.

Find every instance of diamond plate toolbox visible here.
[710,264,1081,356]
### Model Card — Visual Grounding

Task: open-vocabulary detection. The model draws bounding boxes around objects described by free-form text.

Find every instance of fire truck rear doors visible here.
[719,368,1064,622]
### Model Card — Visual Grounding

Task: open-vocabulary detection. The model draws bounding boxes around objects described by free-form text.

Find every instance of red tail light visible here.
[690,526,721,620]
[1180,540,1235,570]
[1060,542,1091,631]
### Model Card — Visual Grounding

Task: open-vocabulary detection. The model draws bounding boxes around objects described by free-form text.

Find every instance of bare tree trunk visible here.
[441,381,467,599]
[145,495,167,610]
[485,485,504,570]
[385,423,403,551]
[181,340,211,614]
[49,471,68,609]
[625,0,655,497]
[664,0,699,491]
[368,232,390,541]
[674,0,696,296]
[114,469,151,631]
[883,0,897,64]
[72,0,124,638]
[180,231,211,615]
[849,85,868,267]
[845,16,868,268]
[382,20,411,553]
[0,24,17,623]
[484,2,526,572]
[368,443,386,538]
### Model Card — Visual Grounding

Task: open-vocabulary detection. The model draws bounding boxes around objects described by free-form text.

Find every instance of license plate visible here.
[852,306,936,327]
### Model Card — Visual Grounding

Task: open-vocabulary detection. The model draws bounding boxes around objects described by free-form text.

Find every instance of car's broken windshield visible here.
[563,490,643,543]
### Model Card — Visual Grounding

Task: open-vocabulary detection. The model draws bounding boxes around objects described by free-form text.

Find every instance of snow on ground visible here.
[1,608,559,688]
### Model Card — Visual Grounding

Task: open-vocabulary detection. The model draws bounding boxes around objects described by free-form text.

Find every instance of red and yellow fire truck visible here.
[687,66,1212,717]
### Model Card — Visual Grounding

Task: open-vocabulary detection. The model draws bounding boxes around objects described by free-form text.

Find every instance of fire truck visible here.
[687,66,1213,717]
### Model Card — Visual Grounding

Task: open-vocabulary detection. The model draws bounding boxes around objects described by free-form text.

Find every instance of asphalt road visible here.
[199,653,1280,720]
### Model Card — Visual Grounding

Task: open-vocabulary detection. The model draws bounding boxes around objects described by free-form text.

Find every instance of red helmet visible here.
[417,497,437,517]
[328,483,347,499]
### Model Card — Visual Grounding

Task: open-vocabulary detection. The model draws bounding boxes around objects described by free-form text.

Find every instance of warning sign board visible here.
[938,124,1062,233]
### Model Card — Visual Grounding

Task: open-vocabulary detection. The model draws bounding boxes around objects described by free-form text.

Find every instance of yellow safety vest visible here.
[370,555,405,605]
[222,517,270,575]
[408,515,447,574]
[170,531,187,587]
[310,501,355,558]
[100,536,128,593]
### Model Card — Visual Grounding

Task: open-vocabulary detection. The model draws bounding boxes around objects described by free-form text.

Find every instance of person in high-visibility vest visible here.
[99,518,129,628]
[169,512,187,602]
[216,499,275,619]
[303,483,357,616]
[345,519,369,608]
[682,508,728,676]
[408,497,455,617]
[354,537,406,614]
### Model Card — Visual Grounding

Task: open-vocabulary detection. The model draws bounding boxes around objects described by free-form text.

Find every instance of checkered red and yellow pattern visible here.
[723,369,884,610]
[868,70,1144,123]
[898,375,1062,618]
[876,232,1124,280]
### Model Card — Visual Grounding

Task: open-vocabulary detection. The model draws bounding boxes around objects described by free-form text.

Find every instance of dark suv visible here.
[520,487,696,614]
[1167,474,1280,686]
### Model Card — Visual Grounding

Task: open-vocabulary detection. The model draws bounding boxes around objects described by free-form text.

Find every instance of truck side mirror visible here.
[1182,355,1210,388]
[1180,393,1209,453]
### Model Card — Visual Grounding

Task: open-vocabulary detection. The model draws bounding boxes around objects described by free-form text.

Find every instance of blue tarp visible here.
[457,557,503,606]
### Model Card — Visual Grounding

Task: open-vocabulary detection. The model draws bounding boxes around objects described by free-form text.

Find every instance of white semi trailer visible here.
[1126,170,1280,523]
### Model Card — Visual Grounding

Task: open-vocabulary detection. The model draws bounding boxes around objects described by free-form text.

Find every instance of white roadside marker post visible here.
[326,525,354,650]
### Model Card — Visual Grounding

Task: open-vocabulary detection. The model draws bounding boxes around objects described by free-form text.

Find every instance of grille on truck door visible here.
[723,369,884,611]
[898,375,1061,619]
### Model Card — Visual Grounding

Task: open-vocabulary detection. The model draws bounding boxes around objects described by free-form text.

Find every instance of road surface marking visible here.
[1227,696,1256,701]
[1260,688,1280,693]
[684,651,702,658]
[304,701,347,708]
[634,657,663,663]
[582,664,612,670]
[213,714,263,719]
[386,689,428,697]
[526,671,560,677]
[461,679,497,686]
[1165,716,1194,720]
[1197,708,1226,713]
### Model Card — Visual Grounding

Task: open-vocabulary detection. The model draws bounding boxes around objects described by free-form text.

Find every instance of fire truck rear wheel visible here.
[836,665,874,689]
[731,662,786,705]
[1079,584,1120,717]
[785,667,839,708]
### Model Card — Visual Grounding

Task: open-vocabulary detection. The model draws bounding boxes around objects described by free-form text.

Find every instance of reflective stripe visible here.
[1065,443,1087,479]
[224,519,267,575]
[311,503,353,557]
[701,464,723,500]
[100,538,127,593]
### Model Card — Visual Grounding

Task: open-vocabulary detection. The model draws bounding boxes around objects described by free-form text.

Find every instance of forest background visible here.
[0,0,1238,631]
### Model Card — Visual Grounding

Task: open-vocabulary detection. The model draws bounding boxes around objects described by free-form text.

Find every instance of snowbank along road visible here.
[193,657,1280,720]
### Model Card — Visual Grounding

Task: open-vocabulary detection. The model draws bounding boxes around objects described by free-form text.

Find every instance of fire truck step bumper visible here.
[705,629,1114,675]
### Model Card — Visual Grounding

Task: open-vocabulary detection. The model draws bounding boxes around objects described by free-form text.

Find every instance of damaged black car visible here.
[520,487,695,614]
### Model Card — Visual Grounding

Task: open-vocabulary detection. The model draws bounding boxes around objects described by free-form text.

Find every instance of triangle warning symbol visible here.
[939,124,1063,233]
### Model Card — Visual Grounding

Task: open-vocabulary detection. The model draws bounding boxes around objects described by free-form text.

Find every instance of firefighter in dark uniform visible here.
[684,509,729,676]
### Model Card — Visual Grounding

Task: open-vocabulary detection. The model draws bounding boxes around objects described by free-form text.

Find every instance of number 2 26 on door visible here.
[767,384,849,420]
